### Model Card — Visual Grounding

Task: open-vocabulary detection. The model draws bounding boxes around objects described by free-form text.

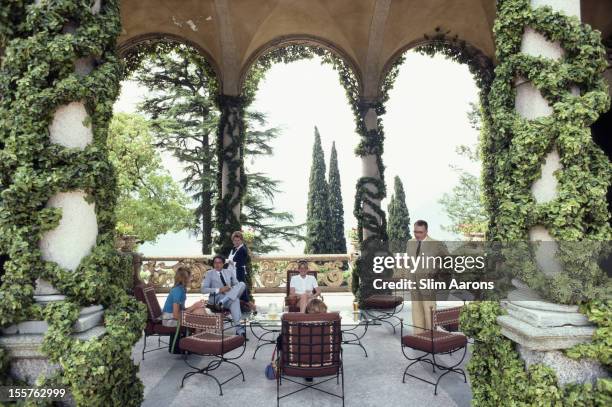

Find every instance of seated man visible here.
[201,254,246,337]
[288,260,321,313]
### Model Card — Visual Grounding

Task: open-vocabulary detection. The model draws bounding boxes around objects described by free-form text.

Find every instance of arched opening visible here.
[380,35,494,245]
[114,37,222,256]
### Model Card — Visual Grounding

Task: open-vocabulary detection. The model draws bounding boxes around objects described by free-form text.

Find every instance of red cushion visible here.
[362,295,403,309]
[180,332,245,355]
[402,331,467,353]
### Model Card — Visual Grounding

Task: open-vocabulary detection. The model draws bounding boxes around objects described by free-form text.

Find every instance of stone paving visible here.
[132,293,472,407]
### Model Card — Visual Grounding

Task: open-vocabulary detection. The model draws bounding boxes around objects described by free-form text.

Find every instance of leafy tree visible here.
[305,127,332,253]
[328,142,346,253]
[129,42,300,253]
[108,113,194,242]
[387,176,411,253]
[132,44,217,253]
[439,103,488,237]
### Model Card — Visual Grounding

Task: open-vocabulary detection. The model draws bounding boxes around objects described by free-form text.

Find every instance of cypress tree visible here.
[305,127,332,253]
[328,142,347,253]
[387,176,411,253]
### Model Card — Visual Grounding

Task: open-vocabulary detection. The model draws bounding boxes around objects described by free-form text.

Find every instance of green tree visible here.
[439,103,488,237]
[305,127,332,253]
[108,113,194,242]
[132,44,217,253]
[387,176,411,253]
[328,142,346,253]
[130,42,300,253]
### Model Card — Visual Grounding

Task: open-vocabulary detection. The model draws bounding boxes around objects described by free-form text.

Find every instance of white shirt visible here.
[290,274,318,294]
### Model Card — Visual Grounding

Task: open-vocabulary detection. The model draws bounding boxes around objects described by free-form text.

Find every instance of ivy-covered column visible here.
[462,0,611,403]
[215,94,246,253]
[353,99,388,303]
[0,1,145,404]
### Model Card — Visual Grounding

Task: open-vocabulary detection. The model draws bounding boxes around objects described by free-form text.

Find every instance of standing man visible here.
[201,255,246,337]
[407,220,449,332]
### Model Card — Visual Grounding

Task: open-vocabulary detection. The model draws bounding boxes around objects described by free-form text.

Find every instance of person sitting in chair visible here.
[288,260,321,313]
[305,298,327,314]
[201,255,247,337]
[162,267,205,327]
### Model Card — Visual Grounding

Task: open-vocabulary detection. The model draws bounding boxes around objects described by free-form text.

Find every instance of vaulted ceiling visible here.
[117,0,610,96]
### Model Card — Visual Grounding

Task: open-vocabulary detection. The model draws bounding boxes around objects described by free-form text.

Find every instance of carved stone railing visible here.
[137,254,354,293]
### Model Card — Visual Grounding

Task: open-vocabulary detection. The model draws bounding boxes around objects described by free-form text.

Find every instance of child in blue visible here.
[162,267,204,327]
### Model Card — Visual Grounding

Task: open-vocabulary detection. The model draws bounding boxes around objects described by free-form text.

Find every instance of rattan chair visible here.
[178,311,246,396]
[276,312,344,406]
[400,306,467,395]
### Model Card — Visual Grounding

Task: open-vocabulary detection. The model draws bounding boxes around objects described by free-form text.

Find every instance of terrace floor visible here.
[132,293,472,407]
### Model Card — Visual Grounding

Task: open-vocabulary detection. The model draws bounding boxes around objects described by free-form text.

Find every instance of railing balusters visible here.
[138,254,354,293]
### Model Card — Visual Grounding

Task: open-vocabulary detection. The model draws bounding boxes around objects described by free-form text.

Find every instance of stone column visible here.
[497,0,609,385]
[358,101,385,242]
[215,94,245,251]
[0,0,106,384]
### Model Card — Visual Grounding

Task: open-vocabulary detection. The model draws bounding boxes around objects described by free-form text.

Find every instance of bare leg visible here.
[299,293,310,313]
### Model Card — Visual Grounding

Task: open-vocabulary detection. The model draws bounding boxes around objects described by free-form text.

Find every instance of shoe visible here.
[240,332,249,342]
[305,377,313,382]
[219,296,233,308]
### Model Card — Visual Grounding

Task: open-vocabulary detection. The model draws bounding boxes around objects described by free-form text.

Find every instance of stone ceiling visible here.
[117,0,611,97]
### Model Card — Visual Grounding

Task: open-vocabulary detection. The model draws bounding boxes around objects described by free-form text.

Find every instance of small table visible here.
[247,310,371,359]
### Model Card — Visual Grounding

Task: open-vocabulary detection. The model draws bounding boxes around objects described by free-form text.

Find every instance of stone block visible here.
[507,288,579,312]
[498,315,595,350]
[504,302,590,328]
[517,345,609,385]
[34,278,61,295]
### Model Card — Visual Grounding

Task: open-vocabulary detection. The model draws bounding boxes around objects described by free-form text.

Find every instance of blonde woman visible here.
[228,230,255,311]
[161,267,204,327]
[305,298,328,314]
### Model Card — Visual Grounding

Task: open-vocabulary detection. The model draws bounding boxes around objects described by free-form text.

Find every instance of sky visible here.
[113,51,480,256]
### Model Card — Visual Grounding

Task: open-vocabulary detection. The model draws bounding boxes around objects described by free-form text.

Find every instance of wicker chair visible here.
[178,311,246,396]
[284,270,323,312]
[134,284,180,360]
[276,312,344,406]
[400,306,467,395]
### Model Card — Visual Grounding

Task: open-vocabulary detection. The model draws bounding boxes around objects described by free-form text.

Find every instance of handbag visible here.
[265,347,278,380]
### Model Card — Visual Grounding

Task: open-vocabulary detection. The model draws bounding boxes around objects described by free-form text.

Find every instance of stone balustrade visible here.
[137,254,355,293]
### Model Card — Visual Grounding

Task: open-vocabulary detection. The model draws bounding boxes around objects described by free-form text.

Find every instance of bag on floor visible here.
[265,348,278,380]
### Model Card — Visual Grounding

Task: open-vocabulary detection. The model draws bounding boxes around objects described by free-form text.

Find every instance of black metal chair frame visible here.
[276,318,344,406]
[362,301,404,334]
[137,285,173,360]
[142,328,170,360]
[179,313,247,396]
[399,307,467,395]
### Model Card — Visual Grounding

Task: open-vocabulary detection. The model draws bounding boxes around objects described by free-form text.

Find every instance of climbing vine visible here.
[214,94,247,254]
[457,0,611,404]
[461,302,611,406]
[485,0,611,304]
[0,1,145,404]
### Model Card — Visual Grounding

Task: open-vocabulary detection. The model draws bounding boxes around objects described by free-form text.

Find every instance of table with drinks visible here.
[247,303,372,359]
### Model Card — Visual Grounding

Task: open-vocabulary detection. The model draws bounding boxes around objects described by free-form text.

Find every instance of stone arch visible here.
[117,32,222,88]
[379,35,495,98]
[238,34,363,97]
